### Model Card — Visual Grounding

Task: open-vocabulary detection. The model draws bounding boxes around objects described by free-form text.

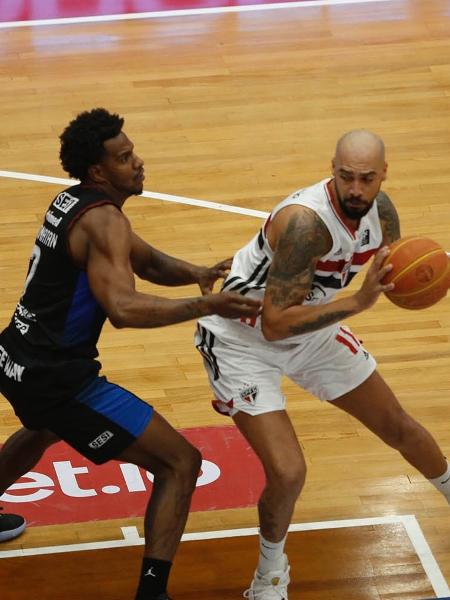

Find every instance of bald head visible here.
[335,129,385,164]
[332,129,387,220]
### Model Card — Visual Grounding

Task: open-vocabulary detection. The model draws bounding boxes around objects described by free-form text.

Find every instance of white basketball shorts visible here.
[195,322,376,417]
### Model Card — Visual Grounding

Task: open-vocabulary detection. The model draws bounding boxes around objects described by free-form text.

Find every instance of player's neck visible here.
[83,180,128,207]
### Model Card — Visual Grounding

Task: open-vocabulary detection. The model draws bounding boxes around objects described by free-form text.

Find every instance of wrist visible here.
[191,264,205,284]
[350,291,370,313]
[195,294,212,317]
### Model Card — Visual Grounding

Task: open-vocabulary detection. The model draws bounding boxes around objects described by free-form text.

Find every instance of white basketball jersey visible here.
[199,178,383,345]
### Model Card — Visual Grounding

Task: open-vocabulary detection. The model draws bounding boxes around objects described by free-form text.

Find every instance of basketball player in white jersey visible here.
[196,130,450,599]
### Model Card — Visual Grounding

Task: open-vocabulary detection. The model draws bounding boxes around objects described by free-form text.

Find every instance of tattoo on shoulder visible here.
[266,209,331,308]
[376,191,401,244]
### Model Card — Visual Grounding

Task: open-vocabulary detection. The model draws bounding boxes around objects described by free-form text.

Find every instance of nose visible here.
[349,180,363,198]
[133,153,144,170]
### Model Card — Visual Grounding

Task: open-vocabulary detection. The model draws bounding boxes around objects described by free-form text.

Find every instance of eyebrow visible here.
[116,146,133,158]
[339,168,377,176]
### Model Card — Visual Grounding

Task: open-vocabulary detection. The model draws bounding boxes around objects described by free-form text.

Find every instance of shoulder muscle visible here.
[266,206,331,308]
[69,204,131,267]
[376,191,401,244]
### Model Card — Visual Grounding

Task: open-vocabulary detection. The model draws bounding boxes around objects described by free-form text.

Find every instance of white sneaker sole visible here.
[0,520,26,542]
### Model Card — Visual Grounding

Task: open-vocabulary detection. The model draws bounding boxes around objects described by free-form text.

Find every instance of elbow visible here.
[108,313,128,329]
[261,317,283,342]
[107,300,133,329]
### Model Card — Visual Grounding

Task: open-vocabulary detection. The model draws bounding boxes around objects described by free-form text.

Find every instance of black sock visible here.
[135,557,172,600]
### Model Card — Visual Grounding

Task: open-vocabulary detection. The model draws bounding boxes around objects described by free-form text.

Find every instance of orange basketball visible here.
[381,236,450,309]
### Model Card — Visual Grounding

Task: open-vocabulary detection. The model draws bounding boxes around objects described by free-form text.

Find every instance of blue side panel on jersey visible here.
[75,376,153,438]
[63,272,105,346]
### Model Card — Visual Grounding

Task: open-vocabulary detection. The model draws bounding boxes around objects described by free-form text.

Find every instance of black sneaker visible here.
[0,508,26,542]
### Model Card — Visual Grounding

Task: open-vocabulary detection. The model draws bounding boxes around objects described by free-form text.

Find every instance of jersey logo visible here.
[360,229,370,246]
[15,302,36,321]
[45,210,63,227]
[239,384,258,406]
[53,191,79,214]
[13,315,30,335]
[88,430,114,449]
[305,283,326,302]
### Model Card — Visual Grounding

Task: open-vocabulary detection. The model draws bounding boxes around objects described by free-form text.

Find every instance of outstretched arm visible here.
[130,232,231,294]
[261,205,393,341]
[69,206,261,329]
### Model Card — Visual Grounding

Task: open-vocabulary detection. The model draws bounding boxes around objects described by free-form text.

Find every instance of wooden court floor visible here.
[0,523,442,600]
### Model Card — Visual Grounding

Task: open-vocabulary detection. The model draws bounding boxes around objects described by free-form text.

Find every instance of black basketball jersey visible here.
[5,184,118,361]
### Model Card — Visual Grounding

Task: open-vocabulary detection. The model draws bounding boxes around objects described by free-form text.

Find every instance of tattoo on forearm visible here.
[266,209,331,308]
[288,310,353,335]
[377,191,400,244]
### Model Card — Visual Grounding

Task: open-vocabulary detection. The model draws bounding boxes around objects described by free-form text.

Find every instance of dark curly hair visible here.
[59,108,124,180]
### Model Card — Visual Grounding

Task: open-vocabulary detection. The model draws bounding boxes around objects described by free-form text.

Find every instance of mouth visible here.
[135,171,145,183]
[345,198,366,209]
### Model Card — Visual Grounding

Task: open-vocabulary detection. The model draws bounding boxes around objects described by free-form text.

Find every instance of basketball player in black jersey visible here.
[0,108,261,600]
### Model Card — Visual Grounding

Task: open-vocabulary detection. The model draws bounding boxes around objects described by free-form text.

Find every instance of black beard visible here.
[340,199,372,219]
[336,187,373,219]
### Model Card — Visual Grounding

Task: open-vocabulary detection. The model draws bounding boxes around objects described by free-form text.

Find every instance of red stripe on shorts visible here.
[339,326,360,346]
[336,334,358,354]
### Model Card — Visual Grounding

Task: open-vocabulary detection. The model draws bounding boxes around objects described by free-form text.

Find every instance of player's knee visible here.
[172,444,203,492]
[268,458,307,496]
[184,445,203,482]
[381,409,417,450]
[138,440,202,494]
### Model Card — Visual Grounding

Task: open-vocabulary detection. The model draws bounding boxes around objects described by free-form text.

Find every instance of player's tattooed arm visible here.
[262,207,352,339]
[287,309,355,336]
[265,208,331,309]
[262,204,392,341]
[377,191,401,245]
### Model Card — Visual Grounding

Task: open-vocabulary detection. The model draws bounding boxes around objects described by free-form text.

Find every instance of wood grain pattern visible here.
[0,526,436,599]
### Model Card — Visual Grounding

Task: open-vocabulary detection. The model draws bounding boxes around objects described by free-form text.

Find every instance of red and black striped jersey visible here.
[199,178,383,345]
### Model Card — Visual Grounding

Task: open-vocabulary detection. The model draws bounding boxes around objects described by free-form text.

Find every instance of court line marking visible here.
[0,515,448,596]
[0,0,401,29]
[0,169,269,219]
[2,169,450,257]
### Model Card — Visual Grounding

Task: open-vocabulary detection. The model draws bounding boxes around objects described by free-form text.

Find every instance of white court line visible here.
[0,515,448,597]
[400,515,450,599]
[2,170,450,254]
[0,0,401,29]
[0,169,269,219]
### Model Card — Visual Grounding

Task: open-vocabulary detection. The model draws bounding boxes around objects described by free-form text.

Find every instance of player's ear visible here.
[88,163,106,184]
[382,161,388,181]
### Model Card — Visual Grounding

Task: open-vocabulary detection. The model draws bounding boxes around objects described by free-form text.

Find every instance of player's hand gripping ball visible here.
[381,236,450,309]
